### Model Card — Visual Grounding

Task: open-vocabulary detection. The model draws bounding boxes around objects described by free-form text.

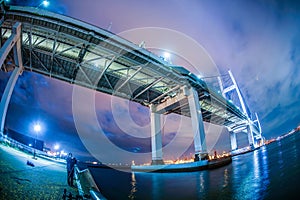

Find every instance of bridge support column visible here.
[150,105,164,165]
[247,124,255,149]
[0,67,22,135]
[0,22,23,137]
[230,131,238,151]
[185,87,208,161]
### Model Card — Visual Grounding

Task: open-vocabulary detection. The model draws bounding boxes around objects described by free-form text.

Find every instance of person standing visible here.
[66,153,77,186]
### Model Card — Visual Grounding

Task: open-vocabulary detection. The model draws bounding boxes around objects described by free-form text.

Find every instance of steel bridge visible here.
[0,2,263,164]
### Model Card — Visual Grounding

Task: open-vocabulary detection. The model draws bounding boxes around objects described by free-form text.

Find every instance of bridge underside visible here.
[0,3,263,165]
[0,5,250,130]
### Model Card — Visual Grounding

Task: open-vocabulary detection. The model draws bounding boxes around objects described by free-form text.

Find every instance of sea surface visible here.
[89,132,300,200]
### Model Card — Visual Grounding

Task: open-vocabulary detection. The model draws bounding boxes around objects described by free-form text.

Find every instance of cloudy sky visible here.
[1,0,300,164]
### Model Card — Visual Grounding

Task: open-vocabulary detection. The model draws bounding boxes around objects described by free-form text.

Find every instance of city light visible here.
[60,150,67,156]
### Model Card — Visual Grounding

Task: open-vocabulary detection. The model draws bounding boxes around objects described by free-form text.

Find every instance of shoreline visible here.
[0,143,78,199]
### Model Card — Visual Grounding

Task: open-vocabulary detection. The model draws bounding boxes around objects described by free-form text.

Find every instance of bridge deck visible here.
[0,4,250,130]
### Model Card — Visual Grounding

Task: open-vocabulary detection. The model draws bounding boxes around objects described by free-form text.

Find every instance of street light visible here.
[162,51,172,63]
[42,0,50,7]
[37,0,50,9]
[163,52,170,60]
[33,123,41,159]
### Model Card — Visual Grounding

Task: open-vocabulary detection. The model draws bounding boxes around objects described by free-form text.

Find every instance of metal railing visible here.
[0,135,43,155]
[74,166,107,200]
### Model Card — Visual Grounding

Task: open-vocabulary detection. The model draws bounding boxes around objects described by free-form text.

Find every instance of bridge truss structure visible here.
[0,1,263,164]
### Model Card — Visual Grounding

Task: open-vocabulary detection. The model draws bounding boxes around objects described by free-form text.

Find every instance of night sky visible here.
[1,0,300,164]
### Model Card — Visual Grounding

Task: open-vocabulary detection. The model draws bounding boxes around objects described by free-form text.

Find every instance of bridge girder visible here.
[0,4,250,129]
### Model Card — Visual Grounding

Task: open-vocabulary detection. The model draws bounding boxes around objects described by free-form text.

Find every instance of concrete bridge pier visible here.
[150,105,164,165]
[185,87,208,161]
[250,123,263,149]
[0,22,23,137]
[229,131,238,151]
[149,86,208,164]
[247,124,255,149]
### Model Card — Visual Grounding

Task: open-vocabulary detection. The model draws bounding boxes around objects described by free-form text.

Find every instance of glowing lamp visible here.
[34,124,41,132]
[42,0,50,7]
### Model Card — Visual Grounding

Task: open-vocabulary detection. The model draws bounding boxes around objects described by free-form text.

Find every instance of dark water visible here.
[89,132,300,200]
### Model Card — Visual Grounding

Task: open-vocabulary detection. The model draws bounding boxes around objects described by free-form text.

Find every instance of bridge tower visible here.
[150,86,208,165]
[0,22,23,138]
[218,70,263,150]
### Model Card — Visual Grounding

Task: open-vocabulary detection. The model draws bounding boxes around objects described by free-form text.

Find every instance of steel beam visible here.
[228,70,247,115]
[132,77,163,100]
[114,66,143,92]
[0,25,21,68]
[0,22,23,135]
[93,55,116,86]
[150,85,180,104]
[154,90,188,114]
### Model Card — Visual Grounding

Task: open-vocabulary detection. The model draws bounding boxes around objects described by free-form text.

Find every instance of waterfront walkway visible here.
[0,144,78,199]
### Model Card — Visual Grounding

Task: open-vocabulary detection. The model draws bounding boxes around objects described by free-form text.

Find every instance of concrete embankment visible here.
[0,144,78,199]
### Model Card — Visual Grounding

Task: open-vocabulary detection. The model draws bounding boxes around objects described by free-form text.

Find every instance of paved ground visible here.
[0,144,78,199]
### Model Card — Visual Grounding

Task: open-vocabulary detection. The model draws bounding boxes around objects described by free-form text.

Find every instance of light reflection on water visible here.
[231,145,270,200]
[90,133,300,200]
[222,168,229,188]
[128,172,136,199]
